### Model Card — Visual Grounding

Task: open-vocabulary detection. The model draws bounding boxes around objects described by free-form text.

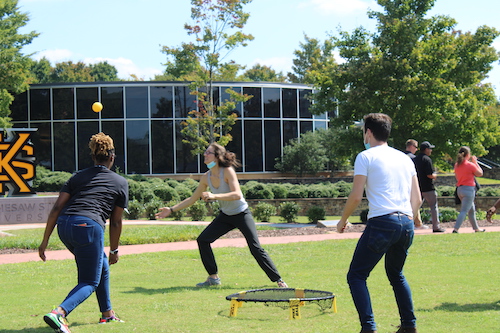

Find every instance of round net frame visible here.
[226,288,337,319]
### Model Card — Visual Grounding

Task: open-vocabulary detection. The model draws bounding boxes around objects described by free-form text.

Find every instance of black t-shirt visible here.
[60,166,129,228]
[413,153,435,192]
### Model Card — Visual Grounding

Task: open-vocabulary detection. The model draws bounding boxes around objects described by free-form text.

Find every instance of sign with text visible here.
[0,128,37,195]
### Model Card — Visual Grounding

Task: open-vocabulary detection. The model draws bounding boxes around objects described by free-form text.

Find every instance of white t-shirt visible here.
[354,145,416,219]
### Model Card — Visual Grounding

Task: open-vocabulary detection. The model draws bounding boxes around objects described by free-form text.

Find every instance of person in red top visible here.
[453,146,484,233]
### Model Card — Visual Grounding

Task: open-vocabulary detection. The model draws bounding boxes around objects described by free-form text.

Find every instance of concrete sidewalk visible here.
[2,221,500,265]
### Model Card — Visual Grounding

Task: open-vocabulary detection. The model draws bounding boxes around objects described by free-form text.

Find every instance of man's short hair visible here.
[364,113,392,142]
[406,139,418,148]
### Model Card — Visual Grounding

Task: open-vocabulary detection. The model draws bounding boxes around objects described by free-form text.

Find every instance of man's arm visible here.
[337,175,366,233]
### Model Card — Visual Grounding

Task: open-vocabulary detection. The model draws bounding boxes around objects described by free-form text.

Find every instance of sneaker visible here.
[99,314,125,324]
[196,277,221,287]
[414,225,429,230]
[452,229,459,233]
[475,229,486,233]
[433,228,445,233]
[44,310,71,333]
[277,279,288,288]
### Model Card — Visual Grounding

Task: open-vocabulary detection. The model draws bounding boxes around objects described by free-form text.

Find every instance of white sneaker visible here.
[415,225,429,230]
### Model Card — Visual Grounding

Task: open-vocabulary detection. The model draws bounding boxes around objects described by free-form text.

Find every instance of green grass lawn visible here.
[0,231,499,332]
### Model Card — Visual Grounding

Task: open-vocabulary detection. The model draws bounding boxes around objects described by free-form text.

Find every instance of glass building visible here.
[10,81,329,176]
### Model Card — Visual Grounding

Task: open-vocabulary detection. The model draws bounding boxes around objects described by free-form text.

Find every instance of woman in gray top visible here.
[157,143,287,288]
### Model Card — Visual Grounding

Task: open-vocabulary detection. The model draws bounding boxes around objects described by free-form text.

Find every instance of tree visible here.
[242,64,286,82]
[29,59,120,83]
[161,0,254,155]
[288,34,336,84]
[275,131,328,177]
[0,0,38,128]
[310,0,500,162]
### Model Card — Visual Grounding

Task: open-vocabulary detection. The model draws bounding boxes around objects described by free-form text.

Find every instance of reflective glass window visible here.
[175,120,198,173]
[30,89,50,120]
[283,120,298,145]
[126,120,150,174]
[225,120,242,171]
[263,88,280,118]
[282,89,297,118]
[30,122,52,169]
[314,121,327,130]
[11,91,28,121]
[221,87,242,117]
[300,121,313,134]
[175,86,196,118]
[151,86,173,118]
[299,89,312,118]
[101,121,125,173]
[264,120,280,171]
[53,88,75,120]
[101,87,124,119]
[76,88,99,120]
[126,86,148,118]
[199,86,220,108]
[243,87,261,117]
[53,122,76,172]
[244,120,263,171]
[152,120,174,173]
[77,122,99,170]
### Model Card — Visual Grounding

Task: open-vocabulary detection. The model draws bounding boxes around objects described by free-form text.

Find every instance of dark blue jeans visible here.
[56,215,111,316]
[347,213,416,331]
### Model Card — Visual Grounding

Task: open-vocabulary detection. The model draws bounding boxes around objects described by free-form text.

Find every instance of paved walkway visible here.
[2,221,500,265]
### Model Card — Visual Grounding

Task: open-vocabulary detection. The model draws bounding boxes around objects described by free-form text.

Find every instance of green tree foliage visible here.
[0,0,38,128]
[29,58,119,83]
[161,0,254,155]
[275,131,328,177]
[288,34,336,84]
[242,64,286,82]
[309,0,500,161]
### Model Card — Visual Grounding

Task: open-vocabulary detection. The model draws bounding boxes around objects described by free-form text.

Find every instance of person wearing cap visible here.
[413,141,445,232]
[404,139,429,230]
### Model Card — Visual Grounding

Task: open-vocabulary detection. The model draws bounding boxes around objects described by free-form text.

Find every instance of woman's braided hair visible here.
[89,132,115,163]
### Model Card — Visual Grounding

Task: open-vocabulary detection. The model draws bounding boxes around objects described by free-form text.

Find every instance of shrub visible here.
[333,181,352,197]
[166,201,186,221]
[208,201,220,218]
[279,201,301,223]
[34,171,72,192]
[252,202,277,222]
[286,185,308,198]
[124,199,145,220]
[164,179,180,188]
[152,184,180,202]
[439,207,458,222]
[268,183,288,199]
[305,184,336,198]
[144,197,164,220]
[128,180,156,203]
[307,206,325,223]
[181,178,199,192]
[437,186,455,197]
[420,209,431,223]
[173,184,193,201]
[245,183,274,199]
[476,209,486,220]
[188,200,208,221]
[477,186,500,197]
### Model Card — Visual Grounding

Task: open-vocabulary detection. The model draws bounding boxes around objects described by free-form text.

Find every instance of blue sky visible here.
[18,0,500,98]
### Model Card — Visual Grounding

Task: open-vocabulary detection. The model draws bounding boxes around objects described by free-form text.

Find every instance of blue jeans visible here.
[56,215,111,316]
[347,213,416,331]
[454,185,479,230]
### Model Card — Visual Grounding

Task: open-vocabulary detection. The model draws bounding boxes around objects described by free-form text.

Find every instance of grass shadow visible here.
[430,301,500,312]
[123,285,234,295]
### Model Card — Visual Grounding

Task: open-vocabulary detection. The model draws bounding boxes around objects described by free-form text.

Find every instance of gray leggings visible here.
[454,185,480,230]
[196,209,282,282]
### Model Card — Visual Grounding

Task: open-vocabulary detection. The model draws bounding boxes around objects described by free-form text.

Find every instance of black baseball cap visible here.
[420,141,435,149]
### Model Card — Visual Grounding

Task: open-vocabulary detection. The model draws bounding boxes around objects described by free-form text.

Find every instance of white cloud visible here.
[298,0,378,16]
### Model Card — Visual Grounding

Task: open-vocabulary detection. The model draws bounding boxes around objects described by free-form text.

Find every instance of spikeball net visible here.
[225,288,337,319]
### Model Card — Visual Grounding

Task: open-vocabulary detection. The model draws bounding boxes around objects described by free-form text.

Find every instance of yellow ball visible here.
[92,102,103,112]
